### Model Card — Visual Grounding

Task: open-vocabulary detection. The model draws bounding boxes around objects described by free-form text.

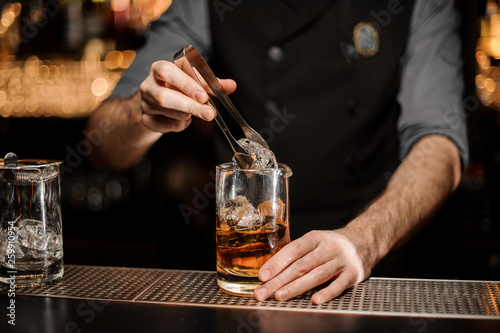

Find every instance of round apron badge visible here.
[353,22,379,57]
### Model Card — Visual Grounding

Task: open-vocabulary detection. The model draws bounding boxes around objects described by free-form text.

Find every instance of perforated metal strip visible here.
[0,265,167,301]
[1,265,499,319]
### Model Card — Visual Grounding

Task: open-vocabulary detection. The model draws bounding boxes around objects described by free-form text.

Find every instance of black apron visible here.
[209,0,414,240]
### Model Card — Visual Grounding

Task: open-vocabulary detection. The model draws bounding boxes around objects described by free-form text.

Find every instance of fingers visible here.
[142,73,214,119]
[142,114,192,133]
[255,256,341,302]
[311,271,356,305]
[253,230,370,304]
[152,61,209,104]
[219,78,237,94]
[141,84,213,121]
[254,232,326,302]
[274,260,342,301]
[141,61,215,128]
[189,66,237,97]
[255,258,357,305]
[257,232,321,283]
[140,61,237,134]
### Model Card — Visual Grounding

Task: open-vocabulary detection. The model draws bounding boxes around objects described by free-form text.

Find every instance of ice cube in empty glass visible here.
[0,157,64,287]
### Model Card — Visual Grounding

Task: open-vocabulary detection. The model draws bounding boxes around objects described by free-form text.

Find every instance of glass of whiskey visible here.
[216,162,292,296]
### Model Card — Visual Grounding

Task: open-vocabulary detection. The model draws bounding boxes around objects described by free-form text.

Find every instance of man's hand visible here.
[254,229,374,304]
[140,60,236,133]
[87,60,236,170]
[253,135,461,304]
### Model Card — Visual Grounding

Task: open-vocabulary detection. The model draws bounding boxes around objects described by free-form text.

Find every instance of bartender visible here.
[87,0,468,304]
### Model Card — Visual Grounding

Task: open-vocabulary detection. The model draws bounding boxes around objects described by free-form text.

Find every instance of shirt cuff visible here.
[399,125,470,173]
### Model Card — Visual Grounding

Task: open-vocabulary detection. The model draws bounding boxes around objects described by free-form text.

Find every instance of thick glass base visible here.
[217,269,261,296]
[0,260,64,287]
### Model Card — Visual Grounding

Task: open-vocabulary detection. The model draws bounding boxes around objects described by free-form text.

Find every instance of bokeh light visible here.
[120,50,136,69]
[0,57,122,118]
[0,1,173,118]
[91,77,109,97]
[105,51,123,70]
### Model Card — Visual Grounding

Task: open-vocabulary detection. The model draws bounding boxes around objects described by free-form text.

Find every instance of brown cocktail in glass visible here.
[216,162,292,295]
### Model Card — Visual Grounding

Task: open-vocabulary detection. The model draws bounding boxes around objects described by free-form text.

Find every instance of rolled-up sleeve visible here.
[397,0,469,169]
[110,0,212,98]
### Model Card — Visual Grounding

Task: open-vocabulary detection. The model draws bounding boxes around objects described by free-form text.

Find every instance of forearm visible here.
[86,92,162,170]
[344,135,462,268]
[254,135,462,303]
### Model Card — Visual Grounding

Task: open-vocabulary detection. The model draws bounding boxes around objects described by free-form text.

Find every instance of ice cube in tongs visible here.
[173,45,269,169]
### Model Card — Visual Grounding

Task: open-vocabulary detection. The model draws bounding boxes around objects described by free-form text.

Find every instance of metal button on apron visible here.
[268,46,284,62]
[347,100,361,118]
[345,155,359,173]
[265,100,281,116]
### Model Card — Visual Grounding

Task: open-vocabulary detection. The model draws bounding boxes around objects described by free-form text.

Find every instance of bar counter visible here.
[1,265,499,332]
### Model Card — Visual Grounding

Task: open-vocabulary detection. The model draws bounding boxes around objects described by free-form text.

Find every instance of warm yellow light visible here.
[82,52,101,73]
[40,80,54,97]
[12,95,24,114]
[111,0,130,12]
[7,82,21,95]
[8,67,22,84]
[120,50,136,69]
[3,2,22,17]
[35,65,50,83]
[0,100,12,117]
[24,55,41,76]
[84,38,105,58]
[490,37,500,59]
[77,94,91,112]
[138,0,172,25]
[0,69,7,86]
[62,96,77,114]
[476,74,486,89]
[105,50,123,70]
[480,91,495,106]
[0,90,6,107]
[30,8,46,23]
[49,65,59,79]
[1,3,13,12]
[1,11,15,27]
[0,57,123,118]
[476,51,490,69]
[12,3,21,17]
[484,78,496,93]
[154,0,172,18]
[492,14,500,38]
[91,78,109,96]
[25,95,39,112]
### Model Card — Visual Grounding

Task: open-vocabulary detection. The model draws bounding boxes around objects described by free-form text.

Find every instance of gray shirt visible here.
[111,0,469,167]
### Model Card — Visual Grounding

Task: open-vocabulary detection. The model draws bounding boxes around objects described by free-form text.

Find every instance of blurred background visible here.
[0,0,499,280]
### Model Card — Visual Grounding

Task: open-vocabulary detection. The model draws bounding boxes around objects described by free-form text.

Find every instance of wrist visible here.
[342,209,392,268]
[124,93,163,146]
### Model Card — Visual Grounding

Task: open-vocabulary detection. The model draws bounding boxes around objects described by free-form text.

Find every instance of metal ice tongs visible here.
[173,45,269,169]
